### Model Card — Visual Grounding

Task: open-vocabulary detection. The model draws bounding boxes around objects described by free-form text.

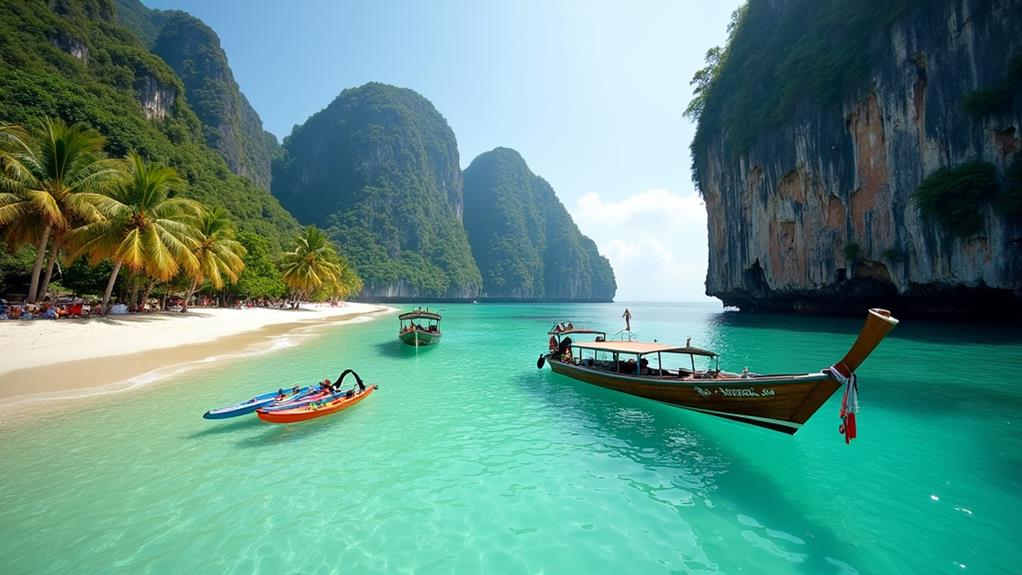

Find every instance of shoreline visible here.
[0,304,391,411]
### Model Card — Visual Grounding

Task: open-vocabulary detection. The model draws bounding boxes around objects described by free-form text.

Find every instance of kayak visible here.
[203,386,312,419]
[257,384,378,424]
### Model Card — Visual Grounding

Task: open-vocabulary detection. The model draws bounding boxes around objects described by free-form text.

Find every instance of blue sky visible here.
[146,0,742,301]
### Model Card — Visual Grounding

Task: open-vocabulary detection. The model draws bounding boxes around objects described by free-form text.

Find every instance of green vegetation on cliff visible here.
[688,0,921,167]
[463,148,616,301]
[112,0,166,47]
[913,161,997,238]
[273,83,481,298]
[0,0,298,250]
[914,158,1022,237]
[117,1,282,189]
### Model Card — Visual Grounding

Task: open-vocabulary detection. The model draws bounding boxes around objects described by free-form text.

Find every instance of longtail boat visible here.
[398,308,442,346]
[257,370,378,424]
[537,309,898,435]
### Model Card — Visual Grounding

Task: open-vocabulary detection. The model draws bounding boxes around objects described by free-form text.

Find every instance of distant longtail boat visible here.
[398,308,442,346]
[537,309,898,435]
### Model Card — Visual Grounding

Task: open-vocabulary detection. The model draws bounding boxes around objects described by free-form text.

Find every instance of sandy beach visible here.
[0,303,390,405]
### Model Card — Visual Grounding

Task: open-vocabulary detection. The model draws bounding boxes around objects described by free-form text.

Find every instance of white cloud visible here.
[576,188,705,226]
[570,188,711,302]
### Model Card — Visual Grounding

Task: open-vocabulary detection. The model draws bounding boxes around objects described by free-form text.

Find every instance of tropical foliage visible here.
[279,226,343,302]
[180,206,246,310]
[69,151,204,306]
[0,117,120,302]
[229,232,287,300]
[0,0,299,251]
[1,117,361,309]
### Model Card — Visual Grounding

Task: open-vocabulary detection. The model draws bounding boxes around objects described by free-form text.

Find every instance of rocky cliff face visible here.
[694,0,1022,319]
[463,148,616,301]
[272,83,482,299]
[117,1,281,189]
[134,74,176,120]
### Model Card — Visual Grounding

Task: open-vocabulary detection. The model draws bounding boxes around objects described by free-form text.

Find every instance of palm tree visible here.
[280,226,341,306]
[181,207,246,311]
[0,118,119,302]
[68,152,201,310]
[0,124,40,254]
[338,257,364,299]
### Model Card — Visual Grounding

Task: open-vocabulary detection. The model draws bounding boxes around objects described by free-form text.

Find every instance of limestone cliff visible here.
[272,83,482,300]
[463,148,616,301]
[116,0,282,190]
[693,0,1022,319]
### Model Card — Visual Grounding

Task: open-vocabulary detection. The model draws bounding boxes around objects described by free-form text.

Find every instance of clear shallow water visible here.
[1,302,1020,574]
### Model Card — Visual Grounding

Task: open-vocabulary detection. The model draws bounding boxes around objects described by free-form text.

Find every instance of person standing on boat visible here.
[622,308,632,332]
[319,379,333,394]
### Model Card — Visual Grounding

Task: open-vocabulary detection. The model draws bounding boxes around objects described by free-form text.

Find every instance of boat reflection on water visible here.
[518,371,863,574]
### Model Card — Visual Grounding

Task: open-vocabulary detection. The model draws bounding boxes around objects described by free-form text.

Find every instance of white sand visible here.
[1,302,388,378]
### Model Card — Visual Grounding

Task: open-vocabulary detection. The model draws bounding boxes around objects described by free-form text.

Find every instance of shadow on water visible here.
[712,311,1022,345]
[518,369,860,574]
[233,416,336,448]
[186,415,263,438]
[372,341,437,359]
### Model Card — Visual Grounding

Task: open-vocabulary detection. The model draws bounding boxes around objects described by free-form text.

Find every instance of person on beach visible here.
[622,308,632,332]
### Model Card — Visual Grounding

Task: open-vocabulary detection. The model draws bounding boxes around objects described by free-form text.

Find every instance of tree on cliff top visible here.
[688,0,923,187]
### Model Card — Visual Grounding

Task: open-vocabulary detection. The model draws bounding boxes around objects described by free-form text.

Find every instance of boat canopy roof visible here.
[547,327,607,336]
[399,310,441,321]
[571,340,717,357]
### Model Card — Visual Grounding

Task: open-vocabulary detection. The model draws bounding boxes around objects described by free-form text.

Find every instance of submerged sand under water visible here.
[1,302,1019,574]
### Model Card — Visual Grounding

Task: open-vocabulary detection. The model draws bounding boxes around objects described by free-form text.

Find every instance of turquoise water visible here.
[1,302,1020,574]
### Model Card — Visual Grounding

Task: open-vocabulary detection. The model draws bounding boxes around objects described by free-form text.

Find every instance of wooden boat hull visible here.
[546,359,838,434]
[399,329,441,346]
[256,385,377,424]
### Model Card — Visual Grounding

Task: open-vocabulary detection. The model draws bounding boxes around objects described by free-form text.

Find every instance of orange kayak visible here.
[256,384,378,424]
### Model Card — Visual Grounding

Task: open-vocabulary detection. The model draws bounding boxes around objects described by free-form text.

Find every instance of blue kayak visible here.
[203,386,312,419]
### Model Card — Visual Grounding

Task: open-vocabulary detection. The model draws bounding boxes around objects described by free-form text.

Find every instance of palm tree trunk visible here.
[101,260,123,311]
[182,278,199,313]
[37,245,60,302]
[27,224,52,303]
[139,278,157,312]
[128,279,140,312]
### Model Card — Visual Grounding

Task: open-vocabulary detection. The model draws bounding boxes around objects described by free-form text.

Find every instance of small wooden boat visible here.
[398,308,442,346]
[257,370,378,424]
[203,386,311,419]
[537,309,898,435]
